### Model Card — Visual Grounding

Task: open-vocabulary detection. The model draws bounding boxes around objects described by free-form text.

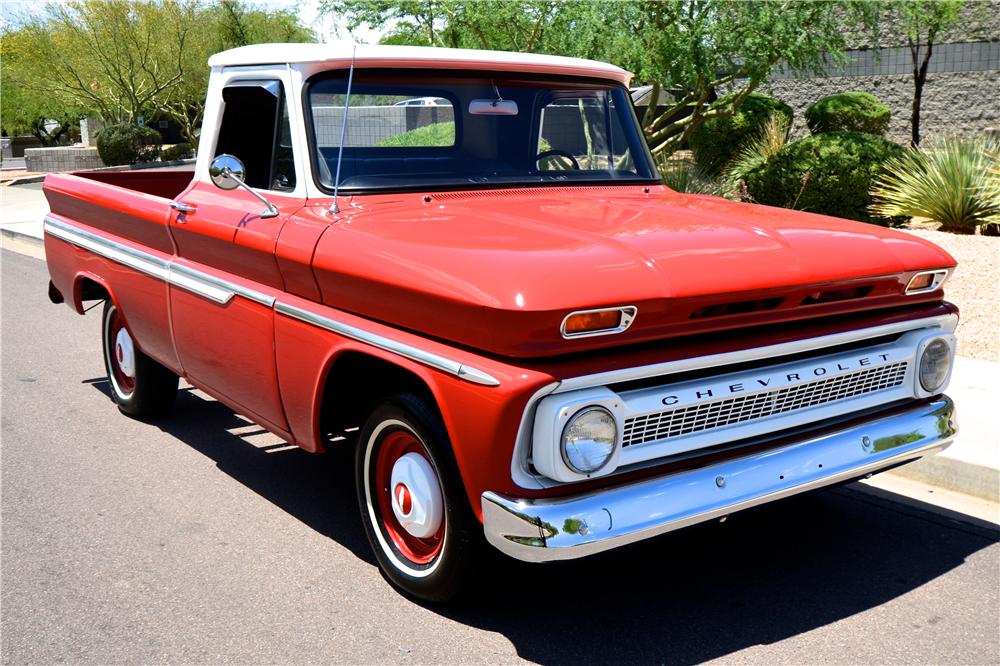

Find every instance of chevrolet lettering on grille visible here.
[612,335,923,459]
[659,353,894,406]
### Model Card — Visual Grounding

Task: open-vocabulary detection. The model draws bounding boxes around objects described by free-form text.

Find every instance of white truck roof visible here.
[208,43,632,86]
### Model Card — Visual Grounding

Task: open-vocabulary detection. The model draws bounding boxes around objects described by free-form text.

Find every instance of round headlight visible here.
[561,406,617,474]
[919,338,952,393]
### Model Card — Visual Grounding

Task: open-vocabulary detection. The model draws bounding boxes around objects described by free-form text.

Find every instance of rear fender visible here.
[71,270,115,315]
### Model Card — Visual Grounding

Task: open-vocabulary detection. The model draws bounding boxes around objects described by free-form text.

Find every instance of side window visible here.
[537,92,634,173]
[215,81,296,191]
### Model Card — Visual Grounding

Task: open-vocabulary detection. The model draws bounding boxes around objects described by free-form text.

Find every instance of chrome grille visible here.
[622,362,909,447]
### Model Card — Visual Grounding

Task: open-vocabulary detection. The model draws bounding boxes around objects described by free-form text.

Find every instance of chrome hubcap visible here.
[115,327,136,378]
[389,452,443,539]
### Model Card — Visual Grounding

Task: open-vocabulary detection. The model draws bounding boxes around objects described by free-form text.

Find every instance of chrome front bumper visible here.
[482,397,956,562]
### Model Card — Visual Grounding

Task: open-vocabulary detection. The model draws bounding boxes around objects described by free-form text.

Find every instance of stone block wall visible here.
[758,69,1000,144]
[25,147,104,172]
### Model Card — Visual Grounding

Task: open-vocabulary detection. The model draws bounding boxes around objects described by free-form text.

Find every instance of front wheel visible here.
[355,393,482,602]
[101,301,178,419]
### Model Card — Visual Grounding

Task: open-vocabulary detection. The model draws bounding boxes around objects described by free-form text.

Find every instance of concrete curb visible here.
[1,223,996,505]
[886,452,999,502]
[1,228,45,260]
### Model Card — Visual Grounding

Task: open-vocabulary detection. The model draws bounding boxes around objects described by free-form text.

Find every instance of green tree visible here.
[1,0,314,148]
[882,0,965,146]
[320,0,870,156]
[3,1,199,125]
[0,57,86,144]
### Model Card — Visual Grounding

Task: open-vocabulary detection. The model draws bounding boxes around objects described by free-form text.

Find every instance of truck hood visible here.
[309,186,956,357]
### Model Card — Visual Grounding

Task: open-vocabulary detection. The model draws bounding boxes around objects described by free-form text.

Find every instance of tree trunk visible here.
[910,40,935,147]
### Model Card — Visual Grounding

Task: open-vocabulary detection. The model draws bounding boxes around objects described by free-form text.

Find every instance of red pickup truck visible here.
[44,43,959,601]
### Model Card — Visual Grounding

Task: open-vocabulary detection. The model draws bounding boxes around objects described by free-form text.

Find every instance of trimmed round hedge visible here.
[805,92,891,136]
[689,93,794,176]
[744,131,906,223]
[96,123,162,166]
[160,142,194,161]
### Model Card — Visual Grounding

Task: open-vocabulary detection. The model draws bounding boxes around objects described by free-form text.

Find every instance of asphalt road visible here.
[3,249,999,665]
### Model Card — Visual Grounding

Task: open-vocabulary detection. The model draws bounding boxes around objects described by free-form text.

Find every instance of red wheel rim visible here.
[373,430,444,565]
[108,308,135,395]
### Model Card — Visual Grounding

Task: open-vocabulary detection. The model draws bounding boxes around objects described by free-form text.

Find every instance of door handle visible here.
[170,201,197,213]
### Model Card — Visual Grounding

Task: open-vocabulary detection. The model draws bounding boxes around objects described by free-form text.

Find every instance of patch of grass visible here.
[378,121,455,148]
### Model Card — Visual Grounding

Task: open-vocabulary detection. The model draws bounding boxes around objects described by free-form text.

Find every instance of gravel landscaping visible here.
[901,228,1000,361]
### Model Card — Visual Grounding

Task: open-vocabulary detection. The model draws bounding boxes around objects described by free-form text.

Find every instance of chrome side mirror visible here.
[209,154,245,190]
[208,153,279,219]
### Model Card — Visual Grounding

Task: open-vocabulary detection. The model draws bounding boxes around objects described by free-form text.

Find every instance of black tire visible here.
[355,393,482,603]
[101,300,178,419]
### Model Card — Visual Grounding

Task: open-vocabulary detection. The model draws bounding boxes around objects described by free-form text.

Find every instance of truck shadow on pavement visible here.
[88,378,1000,665]
[87,378,377,566]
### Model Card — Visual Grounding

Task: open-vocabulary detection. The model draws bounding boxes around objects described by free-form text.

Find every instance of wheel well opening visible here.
[76,277,110,310]
[319,352,437,451]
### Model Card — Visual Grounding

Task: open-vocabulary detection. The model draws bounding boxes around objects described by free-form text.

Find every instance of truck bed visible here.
[71,170,194,200]
[43,170,194,256]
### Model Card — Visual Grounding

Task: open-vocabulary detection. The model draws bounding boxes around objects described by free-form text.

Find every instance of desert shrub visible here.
[160,142,194,161]
[744,131,906,223]
[870,137,1000,233]
[658,156,728,196]
[95,124,161,166]
[805,92,891,136]
[689,93,794,176]
[721,113,791,193]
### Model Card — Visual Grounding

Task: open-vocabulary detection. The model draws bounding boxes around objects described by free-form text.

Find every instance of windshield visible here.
[306,70,659,192]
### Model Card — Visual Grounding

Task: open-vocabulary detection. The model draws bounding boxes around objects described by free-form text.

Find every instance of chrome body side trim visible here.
[167,265,234,305]
[555,314,959,393]
[45,215,498,388]
[44,216,171,282]
[560,305,638,339]
[274,301,501,387]
[169,262,274,307]
[484,396,956,562]
[44,215,274,307]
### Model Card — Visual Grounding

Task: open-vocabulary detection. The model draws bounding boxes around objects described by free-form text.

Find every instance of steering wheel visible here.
[535,149,581,171]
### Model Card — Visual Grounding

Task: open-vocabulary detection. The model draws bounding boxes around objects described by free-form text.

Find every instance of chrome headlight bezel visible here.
[560,406,619,475]
[531,387,623,483]
[913,334,956,397]
[916,336,954,395]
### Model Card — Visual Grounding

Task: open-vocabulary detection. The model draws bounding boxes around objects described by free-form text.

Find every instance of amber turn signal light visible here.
[561,306,637,339]
[905,270,949,295]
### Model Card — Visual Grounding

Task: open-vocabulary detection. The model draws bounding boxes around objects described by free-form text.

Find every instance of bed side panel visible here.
[43,173,176,254]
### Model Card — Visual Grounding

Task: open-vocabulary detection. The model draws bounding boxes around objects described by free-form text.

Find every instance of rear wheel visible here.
[355,393,481,602]
[101,300,178,419]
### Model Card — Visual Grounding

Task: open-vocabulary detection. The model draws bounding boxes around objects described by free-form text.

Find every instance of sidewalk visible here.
[2,179,997,505]
[888,355,999,501]
[0,181,47,241]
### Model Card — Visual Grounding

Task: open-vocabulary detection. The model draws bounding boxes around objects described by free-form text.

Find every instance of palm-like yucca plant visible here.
[721,113,791,194]
[870,137,1000,233]
[986,143,1000,233]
